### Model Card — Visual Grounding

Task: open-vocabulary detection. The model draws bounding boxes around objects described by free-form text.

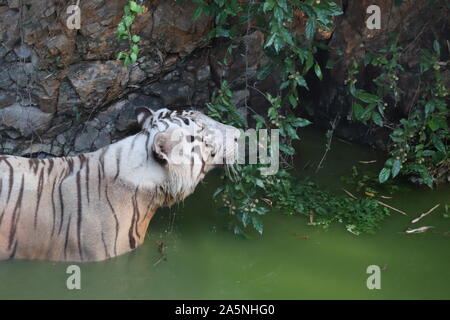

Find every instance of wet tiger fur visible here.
[0,108,239,262]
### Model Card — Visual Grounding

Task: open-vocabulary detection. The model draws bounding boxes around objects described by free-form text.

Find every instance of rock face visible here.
[67,61,129,107]
[0,0,215,156]
[0,0,448,156]
[0,103,52,137]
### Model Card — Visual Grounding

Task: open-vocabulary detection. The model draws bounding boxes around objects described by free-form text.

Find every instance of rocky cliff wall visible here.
[0,0,448,156]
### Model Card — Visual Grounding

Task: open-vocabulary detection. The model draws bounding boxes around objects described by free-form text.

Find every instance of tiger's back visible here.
[0,153,156,261]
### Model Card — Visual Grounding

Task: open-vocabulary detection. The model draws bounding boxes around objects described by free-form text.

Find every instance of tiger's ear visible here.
[135,107,154,127]
[152,130,185,166]
[152,131,171,165]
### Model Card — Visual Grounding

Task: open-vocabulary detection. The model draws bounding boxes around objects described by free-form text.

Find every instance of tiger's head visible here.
[135,107,240,201]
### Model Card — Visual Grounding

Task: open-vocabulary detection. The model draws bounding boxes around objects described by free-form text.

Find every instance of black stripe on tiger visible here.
[0,157,14,203]
[85,158,90,203]
[33,167,45,229]
[76,172,84,261]
[64,215,72,261]
[50,176,57,237]
[8,175,24,251]
[101,231,110,259]
[105,184,119,257]
[47,158,54,176]
[57,168,69,235]
[9,240,18,259]
[114,147,122,181]
[128,187,140,250]
[28,158,39,174]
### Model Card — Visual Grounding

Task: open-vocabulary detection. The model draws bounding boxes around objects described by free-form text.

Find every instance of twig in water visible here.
[411,204,440,224]
[405,226,434,234]
[342,188,358,199]
[377,201,408,216]
[358,160,377,164]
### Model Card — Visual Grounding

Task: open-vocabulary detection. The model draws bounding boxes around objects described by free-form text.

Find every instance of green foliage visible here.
[116,1,145,66]
[215,168,390,236]
[196,0,341,111]
[266,172,390,235]
[347,38,404,127]
[347,36,449,187]
[208,81,387,236]
[200,0,344,234]
[199,0,390,236]
[208,80,315,235]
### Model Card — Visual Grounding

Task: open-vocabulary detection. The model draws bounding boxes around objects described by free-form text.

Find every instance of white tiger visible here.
[0,107,239,262]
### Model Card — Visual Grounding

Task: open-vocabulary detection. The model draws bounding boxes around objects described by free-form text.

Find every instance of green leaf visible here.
[385,158,395,168]
[305,19,316,39]
[285,125,300,140]
[263,1,274,12]
[251,216,264,234]
[124,55,131,66]
[391,159,401,178]
[124,15,134,27]
[314,63,323,80]
[288,94,298,108]
[291,117,311,128]
[428,118,440,131]
[117,51,127,61]
[117,22,126,33]
[352,102,364,121]
[372,112,384,127]
[296,76,308,89]
[304,53,314,73]
[433,40,440,56]
[324,1,343,15]
[355,91,380,104]
[255,179,265,188]
[193,5,204,21]
[242,211,250,228]
[379,167,391,183]
[129,1,139,13]
[360,104,375,122]
[424,100,435,116]
[431,134,446,153]
[131,35,141,43]
[130,52,137,64]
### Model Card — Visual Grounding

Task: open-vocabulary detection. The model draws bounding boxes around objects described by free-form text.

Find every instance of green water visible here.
[0,128,449,299]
